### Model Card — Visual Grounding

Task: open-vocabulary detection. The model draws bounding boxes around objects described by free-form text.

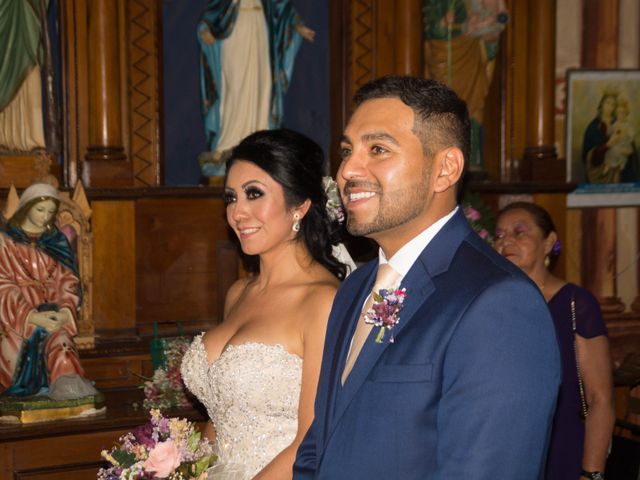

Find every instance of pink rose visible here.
[143,439,182,478]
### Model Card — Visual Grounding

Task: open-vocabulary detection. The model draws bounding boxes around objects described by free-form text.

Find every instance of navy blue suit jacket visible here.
[294,209,561,479]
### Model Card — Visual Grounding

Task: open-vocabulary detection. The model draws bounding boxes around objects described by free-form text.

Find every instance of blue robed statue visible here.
[197,0,315,178]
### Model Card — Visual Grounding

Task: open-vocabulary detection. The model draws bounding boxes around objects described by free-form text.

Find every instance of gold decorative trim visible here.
[2,404,106,424]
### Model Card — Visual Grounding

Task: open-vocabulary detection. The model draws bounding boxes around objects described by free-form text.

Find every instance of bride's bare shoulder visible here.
[297,272,339,317]
[224,276,253,316]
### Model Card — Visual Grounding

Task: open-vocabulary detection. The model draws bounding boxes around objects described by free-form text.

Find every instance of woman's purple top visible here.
[545,283,607,480]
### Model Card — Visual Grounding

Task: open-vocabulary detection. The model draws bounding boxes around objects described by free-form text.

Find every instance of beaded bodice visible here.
[181,335,302,478]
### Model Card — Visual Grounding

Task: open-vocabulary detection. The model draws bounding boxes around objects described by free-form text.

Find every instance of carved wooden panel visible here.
[0,154,58,189]
[92,200,137,333]
[330,0,422,174]
[60,0,162,188]
[135,197,231,333]
[57,183,95,348]
[127,0,162,186]
[350,0,375,98]
[608,316,640,367]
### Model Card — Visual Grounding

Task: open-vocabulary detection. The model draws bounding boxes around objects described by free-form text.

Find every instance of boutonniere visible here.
[364,288,407,343]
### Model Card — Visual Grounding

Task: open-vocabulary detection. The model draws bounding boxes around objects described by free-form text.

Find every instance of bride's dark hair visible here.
[226,129,347,280]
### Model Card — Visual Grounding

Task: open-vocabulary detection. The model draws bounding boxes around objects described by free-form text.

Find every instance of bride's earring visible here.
[292,213,301,232]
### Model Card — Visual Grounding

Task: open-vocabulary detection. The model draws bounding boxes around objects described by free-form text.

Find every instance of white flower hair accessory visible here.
[322,176,345,225]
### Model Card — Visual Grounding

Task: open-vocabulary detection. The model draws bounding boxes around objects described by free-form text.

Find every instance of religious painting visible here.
[566,69,640,190]
[423,0,508,177]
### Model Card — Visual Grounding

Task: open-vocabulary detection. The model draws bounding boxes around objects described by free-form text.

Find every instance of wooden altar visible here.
[0,388,206,480]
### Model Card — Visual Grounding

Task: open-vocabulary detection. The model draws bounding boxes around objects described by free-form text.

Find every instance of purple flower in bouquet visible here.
[98,410,216,480]
[133,423,156,449]
[154,413,171,436]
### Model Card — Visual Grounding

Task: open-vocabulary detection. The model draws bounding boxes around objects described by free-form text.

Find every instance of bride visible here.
[181,129,351,479]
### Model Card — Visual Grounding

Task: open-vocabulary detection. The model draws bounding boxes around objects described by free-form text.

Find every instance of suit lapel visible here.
[328,260,435,435]
[318,262,377,449]
[324,209,473,443]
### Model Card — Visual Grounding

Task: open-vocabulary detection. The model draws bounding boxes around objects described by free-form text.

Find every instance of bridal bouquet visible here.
[98,409,215,480]
[142,337,192,411]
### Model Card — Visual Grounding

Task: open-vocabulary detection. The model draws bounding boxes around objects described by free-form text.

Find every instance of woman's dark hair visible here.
[226,129,347,279]
[496,201,560,271]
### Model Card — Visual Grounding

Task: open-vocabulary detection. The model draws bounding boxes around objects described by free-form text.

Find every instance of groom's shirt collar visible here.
[379,206,458,279]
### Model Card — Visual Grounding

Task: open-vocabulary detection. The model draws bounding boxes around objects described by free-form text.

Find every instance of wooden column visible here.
[582,209,624,314]
[86,0,125,164]
[580,0,623,313]
[61,0,162,188]
[502,0,529,182]
[522,0,558,181]
[582,0,619,68]
[394,0,423,76]
[632,207,640,312]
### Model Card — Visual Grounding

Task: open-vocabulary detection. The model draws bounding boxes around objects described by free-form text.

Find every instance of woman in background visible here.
[182,129,349,479]
[494,202,615,480]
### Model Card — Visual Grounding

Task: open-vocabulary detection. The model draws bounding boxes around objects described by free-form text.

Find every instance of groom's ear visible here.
[433,147,464,193]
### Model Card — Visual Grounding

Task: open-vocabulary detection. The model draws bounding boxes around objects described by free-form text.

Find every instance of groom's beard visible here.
[344,164,432,238]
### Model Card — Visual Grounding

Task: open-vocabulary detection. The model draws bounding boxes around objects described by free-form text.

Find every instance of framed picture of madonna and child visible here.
[566,69,640,190]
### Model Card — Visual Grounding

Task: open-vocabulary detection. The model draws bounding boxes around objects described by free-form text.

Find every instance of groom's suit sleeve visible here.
[433,277,560,479]
[293,416,318,478]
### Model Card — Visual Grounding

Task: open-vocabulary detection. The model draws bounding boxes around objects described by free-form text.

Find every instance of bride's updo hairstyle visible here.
[226,129,347,280]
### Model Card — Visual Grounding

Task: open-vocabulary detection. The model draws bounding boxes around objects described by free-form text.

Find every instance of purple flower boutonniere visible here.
[364,288,407,343]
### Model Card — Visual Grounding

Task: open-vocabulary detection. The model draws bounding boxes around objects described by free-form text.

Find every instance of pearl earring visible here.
[292,213,301,232]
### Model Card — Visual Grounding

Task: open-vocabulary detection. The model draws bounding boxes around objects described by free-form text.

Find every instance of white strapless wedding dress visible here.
[181,335,302,479]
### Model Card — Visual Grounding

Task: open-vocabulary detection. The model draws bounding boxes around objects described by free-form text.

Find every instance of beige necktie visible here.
[341,263,401,384]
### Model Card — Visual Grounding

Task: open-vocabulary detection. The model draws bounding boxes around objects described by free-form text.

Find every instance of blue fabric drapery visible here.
[2,327,49,397]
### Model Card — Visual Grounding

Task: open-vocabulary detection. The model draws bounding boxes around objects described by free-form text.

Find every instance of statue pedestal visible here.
[0,393,105,424]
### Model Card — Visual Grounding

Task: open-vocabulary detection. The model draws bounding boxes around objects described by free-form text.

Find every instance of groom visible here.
[293,76,561,479]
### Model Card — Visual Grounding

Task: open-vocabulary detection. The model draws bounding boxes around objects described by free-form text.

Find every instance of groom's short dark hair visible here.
[354,76,470,167]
